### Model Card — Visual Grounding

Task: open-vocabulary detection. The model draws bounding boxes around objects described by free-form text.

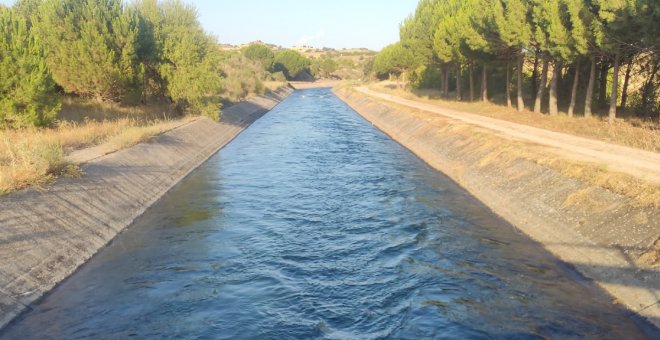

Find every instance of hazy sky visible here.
[0,0,418,50]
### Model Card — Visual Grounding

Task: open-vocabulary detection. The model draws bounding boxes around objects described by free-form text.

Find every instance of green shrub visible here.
[241,43,275,70]
[0,7,59,127]
[273,50,310,80]
[135,0,223,119]
[220,54,265,102]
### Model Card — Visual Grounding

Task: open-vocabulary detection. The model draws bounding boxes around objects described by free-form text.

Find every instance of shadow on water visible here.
[2,88,658,339]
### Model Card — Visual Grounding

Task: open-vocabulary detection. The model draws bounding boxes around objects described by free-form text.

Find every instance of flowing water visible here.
[2,88,655,339]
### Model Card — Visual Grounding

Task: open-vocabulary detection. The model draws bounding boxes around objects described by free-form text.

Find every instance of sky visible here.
[0,0,419,51]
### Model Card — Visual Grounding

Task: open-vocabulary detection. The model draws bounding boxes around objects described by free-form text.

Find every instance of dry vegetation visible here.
[1,84,289,195]
[370,82,660,153]
[0,100,195,195]
[359,91,660,208]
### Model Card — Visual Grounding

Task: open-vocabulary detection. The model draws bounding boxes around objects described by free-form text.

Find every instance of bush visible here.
[220,54,265,102]
[410,64,442,89]
[269,71,287,82]
[273,49,310,80]
[0,7,59,127]
[241,43,275,70]
[310,56,338,78]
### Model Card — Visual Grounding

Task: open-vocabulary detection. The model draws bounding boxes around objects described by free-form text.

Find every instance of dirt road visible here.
[358,87,660,184]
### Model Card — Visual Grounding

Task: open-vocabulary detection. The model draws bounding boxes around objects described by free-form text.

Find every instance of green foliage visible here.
[533,0,588,61]
[410,64,442,89]
[273,49,310,80]
[12,0,42,25]
[0,7,59,127]
[35,0,143,102]
[373,42,414,78]
[310,55,338,78]
[492,0,531,50]
[396,0,659,118]
[241,43,275,70]
[134,0,223,119]
[400,0,440,66]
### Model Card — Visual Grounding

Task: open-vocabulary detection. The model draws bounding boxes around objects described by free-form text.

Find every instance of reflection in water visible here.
[2,89,655,339]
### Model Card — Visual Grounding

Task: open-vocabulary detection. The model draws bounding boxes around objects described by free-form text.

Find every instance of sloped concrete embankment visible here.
[0,86,294,328]
[334,87,660,329]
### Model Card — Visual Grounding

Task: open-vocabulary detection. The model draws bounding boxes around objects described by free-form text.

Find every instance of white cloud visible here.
[295,29,326,46]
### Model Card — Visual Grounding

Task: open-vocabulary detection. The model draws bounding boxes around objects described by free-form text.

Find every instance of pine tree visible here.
[35,0,143,102]
[373,42,414,81]
[0,6,59,127]
[492,0,532,112]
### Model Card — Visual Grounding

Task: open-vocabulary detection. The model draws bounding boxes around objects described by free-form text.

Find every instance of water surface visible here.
[2,88,653,339]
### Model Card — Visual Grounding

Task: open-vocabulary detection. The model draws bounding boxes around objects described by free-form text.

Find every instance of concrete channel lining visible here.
[333,87,660,330]
[0,86,294,329]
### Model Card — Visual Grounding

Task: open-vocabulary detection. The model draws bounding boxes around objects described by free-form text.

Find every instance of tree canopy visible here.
[377,0,660,120]
[35,0,143,102]
[0,0,227,125]
[273,49,310,80]
[373,42,414,78]
[140,0,223,118]
[241,43,275,69]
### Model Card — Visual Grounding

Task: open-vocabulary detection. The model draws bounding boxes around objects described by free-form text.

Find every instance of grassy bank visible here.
[1,80,288,196]
[0,117,191,195]
[369,83,660,153]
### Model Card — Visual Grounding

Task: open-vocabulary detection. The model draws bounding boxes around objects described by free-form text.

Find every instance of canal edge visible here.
[0,85,295,330]
[333,86,660,331]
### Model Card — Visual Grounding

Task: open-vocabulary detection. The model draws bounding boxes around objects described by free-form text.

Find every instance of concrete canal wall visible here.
[0,86,294,328]
[334,87,660,329]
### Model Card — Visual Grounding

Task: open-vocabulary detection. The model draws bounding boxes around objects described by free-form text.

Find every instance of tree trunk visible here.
[456,62,462,101]
[598,61,609,108]
[641,63,659,117]
[531,52,539,103]
[620,61,632,111]
[439,67,444,93]
[481,64,488,102]
[517,53,525,112]
[443,65,450,98]
[506,60,512,108]
[585,56,596,118]
[568,61,580,117]
[469,63,475,102]
[549,62,560,116]
[608,53,620,123]
[534,57,549,113]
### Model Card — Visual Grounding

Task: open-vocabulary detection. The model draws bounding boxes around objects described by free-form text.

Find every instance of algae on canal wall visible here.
[334,87,660,329]
[0,86,294,328]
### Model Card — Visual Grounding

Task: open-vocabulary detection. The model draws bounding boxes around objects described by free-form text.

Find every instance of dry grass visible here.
[59,97,178,123]
[2,85,290,195]
[263,81,288,92]
[369,82,660,153]
[350,91,660,208]
[466,124,660,208]
[0,116,191,195]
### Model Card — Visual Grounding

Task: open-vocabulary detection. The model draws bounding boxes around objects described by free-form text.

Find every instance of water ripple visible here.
[1,89,654,339]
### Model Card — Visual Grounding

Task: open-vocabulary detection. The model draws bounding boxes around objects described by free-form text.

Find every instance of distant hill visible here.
[219,41,376,59]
